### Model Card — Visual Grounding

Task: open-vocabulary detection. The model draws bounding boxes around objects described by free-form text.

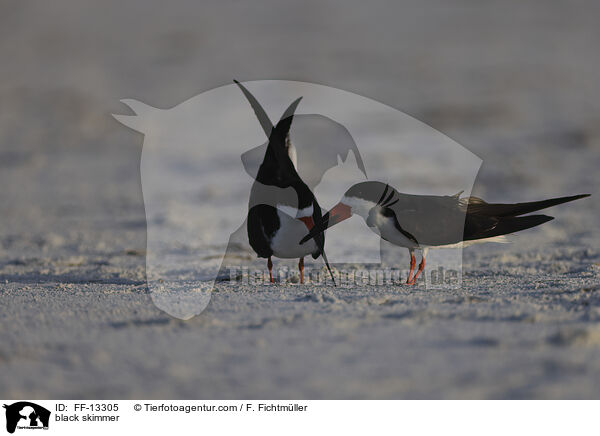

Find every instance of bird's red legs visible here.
[267,256,274,283]
[298,257,304,284]
[408,257,426,285]
[407,249,427,285]
[406,249,416,284]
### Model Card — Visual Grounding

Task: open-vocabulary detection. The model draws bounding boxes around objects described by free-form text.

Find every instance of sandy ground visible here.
[1,0,600,398]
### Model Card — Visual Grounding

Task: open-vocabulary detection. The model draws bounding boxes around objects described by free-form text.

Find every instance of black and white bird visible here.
[300,181,589,284]
[235,80,335,284]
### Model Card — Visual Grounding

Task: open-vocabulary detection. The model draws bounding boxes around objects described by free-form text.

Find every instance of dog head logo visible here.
[113,80,481,319]
[3,402,50,434]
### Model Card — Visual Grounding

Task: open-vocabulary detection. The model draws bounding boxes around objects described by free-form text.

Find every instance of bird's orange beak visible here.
[298,216,314,230]
[299,202,352,245]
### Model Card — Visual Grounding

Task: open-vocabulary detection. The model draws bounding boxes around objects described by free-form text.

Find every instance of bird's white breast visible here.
[372,211,418,248]
[270,209,319,259]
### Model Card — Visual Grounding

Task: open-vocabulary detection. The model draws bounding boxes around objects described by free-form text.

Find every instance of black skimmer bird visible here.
[300,181,589,285]
[234,80,335,284]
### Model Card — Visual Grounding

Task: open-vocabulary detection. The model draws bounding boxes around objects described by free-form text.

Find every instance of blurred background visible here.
[2,0,598,261]
[1,0,599,398]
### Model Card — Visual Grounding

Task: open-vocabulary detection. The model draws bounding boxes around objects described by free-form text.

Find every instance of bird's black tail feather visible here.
[466,194,590,218]
[465,214,554,241]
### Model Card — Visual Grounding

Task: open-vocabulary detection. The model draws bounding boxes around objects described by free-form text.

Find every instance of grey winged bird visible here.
[300,181,590,284]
